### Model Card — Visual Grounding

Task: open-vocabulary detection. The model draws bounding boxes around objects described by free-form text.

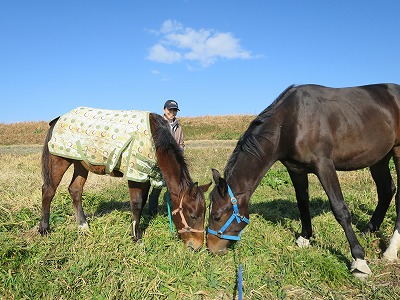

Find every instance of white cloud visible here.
[147,44,182,64]
[146,20,254,67]
[160,19,183,34]
[150,69,171,82]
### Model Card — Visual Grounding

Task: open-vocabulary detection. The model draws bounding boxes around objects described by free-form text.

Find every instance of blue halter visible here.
[207,184,250,241]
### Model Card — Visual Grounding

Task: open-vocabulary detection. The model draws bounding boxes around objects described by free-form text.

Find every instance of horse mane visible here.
[150,113,192,188]
[225,85,296,177]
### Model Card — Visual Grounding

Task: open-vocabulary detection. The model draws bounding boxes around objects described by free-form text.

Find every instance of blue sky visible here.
[1,1,399,123]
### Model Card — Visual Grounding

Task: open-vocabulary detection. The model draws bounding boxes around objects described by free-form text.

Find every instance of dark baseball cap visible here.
[164,100,180,111]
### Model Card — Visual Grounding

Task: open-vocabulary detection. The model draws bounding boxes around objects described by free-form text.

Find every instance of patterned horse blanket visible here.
[48,107,163,187]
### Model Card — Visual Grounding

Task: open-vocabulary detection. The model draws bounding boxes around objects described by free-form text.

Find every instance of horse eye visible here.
[213,215,221,222]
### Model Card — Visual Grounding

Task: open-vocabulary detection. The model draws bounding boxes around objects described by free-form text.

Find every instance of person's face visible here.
[164,108,178,121]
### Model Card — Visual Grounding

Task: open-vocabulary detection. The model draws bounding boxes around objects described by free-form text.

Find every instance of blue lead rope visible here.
[207,184,247,299]
[166,190,175,235]
[238,263,243,300]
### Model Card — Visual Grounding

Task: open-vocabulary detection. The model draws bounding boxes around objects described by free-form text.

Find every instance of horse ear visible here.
[211,168,228,197]
[200,181,212,192]
[189,182,199,198]
[211,168,221,184]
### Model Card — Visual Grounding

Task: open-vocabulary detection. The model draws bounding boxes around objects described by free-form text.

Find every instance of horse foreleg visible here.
[315,158,371,278]
[383,148,400,260]
[69,162,89,230]
[128,181,150,242]
[288,170,311,248]
[365,157,395,233]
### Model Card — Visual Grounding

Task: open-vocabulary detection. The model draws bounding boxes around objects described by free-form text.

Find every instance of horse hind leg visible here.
[128,180,150,242]
[68,162,89,231]
[383,147,400,260]
[39,155,72,234]
[365,156,396,233]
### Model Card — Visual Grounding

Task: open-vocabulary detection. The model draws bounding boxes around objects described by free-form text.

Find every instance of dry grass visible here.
[180,115,255,140]
[0,152,43,212]
[0,121,48,145]
[0,115,255,145]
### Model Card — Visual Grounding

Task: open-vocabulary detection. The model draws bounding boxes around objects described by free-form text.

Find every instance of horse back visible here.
[276,83,400,170]
[287,83,400,132]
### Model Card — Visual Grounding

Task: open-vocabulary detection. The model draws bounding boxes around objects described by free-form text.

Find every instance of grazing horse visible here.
[207,83,400,278]
[39,107,210,250]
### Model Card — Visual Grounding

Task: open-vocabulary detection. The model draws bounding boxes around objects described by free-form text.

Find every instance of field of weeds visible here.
[1,118,400,299]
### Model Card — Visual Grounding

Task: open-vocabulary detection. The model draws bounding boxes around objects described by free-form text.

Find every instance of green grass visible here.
[1,147,400,299]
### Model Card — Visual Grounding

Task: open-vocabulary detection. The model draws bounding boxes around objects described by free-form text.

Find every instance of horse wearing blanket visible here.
[40,107,210,250]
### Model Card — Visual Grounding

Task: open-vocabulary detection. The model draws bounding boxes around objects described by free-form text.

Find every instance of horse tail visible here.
[41,117,59,186]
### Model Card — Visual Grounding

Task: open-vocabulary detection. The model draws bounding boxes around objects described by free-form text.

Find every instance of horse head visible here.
[171,181,211,250]
[206,169,249,255]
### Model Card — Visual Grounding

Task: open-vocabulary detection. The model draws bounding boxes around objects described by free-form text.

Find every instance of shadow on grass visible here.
[248,197,331,223]
[92,193,171,233]
[249,196,396,233]
[246,196,393,265]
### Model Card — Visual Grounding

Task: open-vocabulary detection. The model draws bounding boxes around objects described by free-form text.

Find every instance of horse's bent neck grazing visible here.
[208,83,400,278]
[149,114,192,203]
[224,87,293,205]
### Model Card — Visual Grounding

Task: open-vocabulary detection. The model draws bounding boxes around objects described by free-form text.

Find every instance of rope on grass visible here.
[234,241,244,300]
[166,190,175,235]
[238,263,243,300]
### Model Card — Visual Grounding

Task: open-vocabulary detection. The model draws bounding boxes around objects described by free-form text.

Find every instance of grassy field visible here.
[1,118,400,299]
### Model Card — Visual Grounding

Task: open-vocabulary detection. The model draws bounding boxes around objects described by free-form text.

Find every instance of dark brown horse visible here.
[207,83,400,278]
[39,110,210,250]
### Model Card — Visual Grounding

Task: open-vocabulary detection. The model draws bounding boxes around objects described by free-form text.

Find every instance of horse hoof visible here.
[296,236,310,248]
[135,239,144,245]
[78,223,91,235]
[350,259,371,280]
[38,226,50,236]
[132,236,143,244]
[383,230,400,260]
[78,222,89,230]
[352,270,369,281]
[382,248,398,261]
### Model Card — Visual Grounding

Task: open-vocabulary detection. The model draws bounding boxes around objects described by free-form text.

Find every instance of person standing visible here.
[148,100,185,215]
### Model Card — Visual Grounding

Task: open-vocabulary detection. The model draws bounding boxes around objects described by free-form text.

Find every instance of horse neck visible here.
[226,154,276,206]
[155,149,190,201]
[225,124,280,207]
[149,113,191,202]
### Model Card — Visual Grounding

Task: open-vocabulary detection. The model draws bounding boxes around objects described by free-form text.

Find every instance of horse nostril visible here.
[218,248,228,255]
[187,240,202,251]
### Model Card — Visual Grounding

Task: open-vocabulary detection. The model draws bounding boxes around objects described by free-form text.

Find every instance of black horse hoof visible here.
[38,226,50,236]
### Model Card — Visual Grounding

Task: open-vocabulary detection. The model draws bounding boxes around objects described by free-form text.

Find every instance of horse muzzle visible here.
[206,232,231,255]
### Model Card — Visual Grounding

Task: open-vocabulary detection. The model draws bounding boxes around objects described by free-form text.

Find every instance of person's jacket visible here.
[164,116,185,152]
